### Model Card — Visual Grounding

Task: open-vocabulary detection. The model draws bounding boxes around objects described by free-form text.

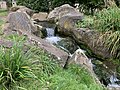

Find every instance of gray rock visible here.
[0,38,13,48]
[4,11,37,35]
[47,4,83,23]
[32,12,48,21]
[72,28,112,59]
[57,27,112,59]
[48,4,83,34]
[68,49,93,71]
[58,12,83,31]
[108,87,120,90]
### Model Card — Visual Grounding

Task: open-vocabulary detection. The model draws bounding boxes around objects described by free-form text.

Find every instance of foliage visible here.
[17,63,105,90]
[17,0,50,12]
[14,46,60,90]
[16,0,105,13]
[6,34,26,43]
[78,0,105,15]
[50,0,75,10]
[0,43,36,89]
[93,6,120,58]
[93,6,120,32]
[9,0,120,15]
[0,9,7,35]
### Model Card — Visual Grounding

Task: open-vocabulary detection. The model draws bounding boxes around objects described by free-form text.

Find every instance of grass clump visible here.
[91,6,120,58]
[0,43,36,89]
[93,6,120,32]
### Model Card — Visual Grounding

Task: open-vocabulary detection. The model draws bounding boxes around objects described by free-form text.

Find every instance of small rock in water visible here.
[68,48,93,71]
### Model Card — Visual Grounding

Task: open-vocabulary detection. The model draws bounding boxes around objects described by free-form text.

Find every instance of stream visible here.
[43,27,120,89]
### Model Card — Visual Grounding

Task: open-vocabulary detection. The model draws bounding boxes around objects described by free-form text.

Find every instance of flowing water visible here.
[45,28,79,54]
[44,27,120,88]
[46,28,55,37]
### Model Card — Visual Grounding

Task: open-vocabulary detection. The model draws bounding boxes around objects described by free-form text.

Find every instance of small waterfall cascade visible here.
[45,28,62,44]
[45,28,78,54]
[108,73,120,87]
[46,28,55,37]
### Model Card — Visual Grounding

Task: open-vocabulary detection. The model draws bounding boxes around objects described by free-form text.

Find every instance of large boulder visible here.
[58,12,83,31]
[4,11,37,36]
[72,28,112,58]
[47,4,83,20]
[47,4,83,33]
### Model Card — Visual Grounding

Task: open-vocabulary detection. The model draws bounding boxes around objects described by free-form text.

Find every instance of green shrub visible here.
[17,0,50,12]
[93,6,120,32]
[13,46,60,90]
[0,43,36,89]
[92,6,120,58]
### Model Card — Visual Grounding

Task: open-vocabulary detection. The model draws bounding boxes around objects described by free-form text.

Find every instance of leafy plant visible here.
[78,0,105,15]
[0,43,36,89]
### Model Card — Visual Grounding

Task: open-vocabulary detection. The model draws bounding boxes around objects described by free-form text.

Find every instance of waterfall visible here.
[46,28,55,37]
[108,74,120,87]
